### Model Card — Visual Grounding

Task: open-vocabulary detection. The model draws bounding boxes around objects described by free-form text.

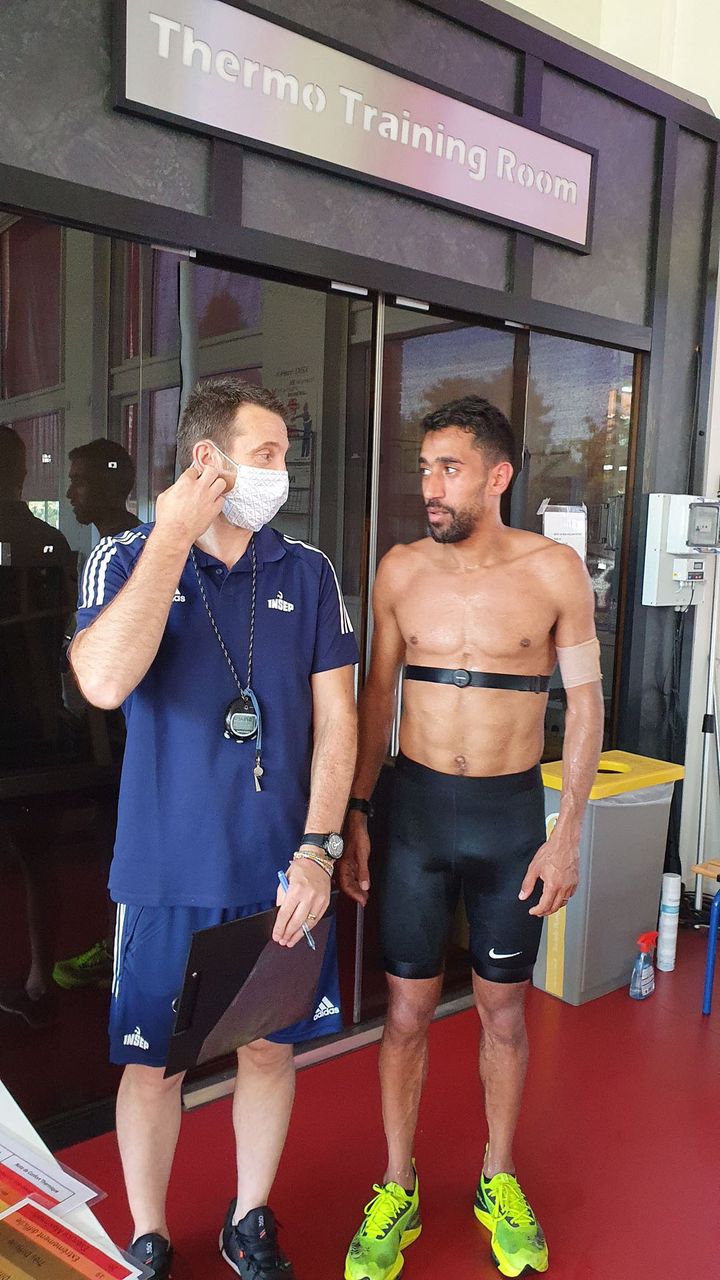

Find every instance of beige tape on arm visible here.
[556,637,601,689]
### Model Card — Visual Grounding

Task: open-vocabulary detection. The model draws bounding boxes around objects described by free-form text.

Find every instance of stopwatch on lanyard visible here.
[190,541,264,793]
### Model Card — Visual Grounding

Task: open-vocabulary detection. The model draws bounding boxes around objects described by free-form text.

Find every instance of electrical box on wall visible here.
[642,494,719,608]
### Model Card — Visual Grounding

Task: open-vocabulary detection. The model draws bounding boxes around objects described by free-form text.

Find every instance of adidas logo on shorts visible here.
[313,996,340,1021]
[123,1025,149,1050]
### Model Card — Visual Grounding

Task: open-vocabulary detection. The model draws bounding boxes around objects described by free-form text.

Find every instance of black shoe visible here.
[127,1232,173,1279]
[220,1202,294,1278]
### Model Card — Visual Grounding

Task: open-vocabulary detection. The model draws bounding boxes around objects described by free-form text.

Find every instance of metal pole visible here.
[353,292,385,1026]
[695,552,720,908]
[178,257,198,448]
[364,293,385,655]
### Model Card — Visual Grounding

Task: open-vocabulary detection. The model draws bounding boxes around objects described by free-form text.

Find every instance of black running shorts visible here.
[380,753,546,983]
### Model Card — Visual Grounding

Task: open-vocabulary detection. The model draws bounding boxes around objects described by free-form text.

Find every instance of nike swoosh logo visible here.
[489,948,522,960]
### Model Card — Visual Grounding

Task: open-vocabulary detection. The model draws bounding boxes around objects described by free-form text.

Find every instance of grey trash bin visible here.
[533,750,684,1005]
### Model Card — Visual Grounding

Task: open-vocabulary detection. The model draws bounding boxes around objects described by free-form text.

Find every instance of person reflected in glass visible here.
[53,439,142,994]
[0,426,74,1028]
[300,403,313,459]
[67,438,141,540]
[0,425,73,567]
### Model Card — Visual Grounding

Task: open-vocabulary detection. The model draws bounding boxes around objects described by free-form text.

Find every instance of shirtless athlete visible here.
[340,396,604,1279]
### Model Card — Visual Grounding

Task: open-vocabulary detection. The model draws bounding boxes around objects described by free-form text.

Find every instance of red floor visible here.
[61,932,717,1280]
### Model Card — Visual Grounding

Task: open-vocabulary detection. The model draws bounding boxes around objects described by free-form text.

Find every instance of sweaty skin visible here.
[339,421,604,1211]
[395,529,566,777]
[341,425,604,919]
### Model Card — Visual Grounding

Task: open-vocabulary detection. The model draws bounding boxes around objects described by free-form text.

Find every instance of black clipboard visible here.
[164,893,338,1077]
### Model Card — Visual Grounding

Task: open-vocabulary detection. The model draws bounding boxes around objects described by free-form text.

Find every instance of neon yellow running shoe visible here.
[344,1166,421,1280]
[53,940,113,990]
[474,1168,548,1277]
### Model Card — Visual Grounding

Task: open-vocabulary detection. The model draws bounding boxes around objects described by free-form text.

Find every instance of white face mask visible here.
[213,445,289,532]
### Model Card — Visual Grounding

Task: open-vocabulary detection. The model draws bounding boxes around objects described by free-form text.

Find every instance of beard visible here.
[426,502,480,543]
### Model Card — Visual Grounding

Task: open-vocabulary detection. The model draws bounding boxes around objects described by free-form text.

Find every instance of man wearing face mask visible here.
[69,378,358,1280]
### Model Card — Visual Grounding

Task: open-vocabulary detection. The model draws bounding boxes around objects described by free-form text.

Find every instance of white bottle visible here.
[657,872,682,972]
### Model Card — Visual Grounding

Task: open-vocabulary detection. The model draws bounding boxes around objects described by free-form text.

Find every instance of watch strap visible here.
[347,798,374,817]
[301,833,328,849]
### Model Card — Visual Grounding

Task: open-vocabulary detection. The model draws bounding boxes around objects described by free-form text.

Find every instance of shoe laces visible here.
[232,1222,288,1277]
[360,1183,410,1239]
[486,1173,536,1228]
[75,942,108,968]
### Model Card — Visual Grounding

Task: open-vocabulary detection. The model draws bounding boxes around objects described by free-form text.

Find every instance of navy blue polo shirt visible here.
[74,523,358,908]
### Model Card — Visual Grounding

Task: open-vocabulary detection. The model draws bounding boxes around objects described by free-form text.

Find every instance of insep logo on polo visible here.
[123,1026,149,1050]
[268,591,294,612]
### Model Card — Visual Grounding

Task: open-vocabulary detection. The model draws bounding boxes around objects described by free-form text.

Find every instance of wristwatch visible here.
[301,832,344,860]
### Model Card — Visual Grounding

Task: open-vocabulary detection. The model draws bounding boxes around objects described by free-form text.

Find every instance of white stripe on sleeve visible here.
[80,530,147,609]
[283,535,353,634]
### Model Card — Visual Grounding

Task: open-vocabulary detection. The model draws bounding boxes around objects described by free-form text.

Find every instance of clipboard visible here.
[164,893,338,1077]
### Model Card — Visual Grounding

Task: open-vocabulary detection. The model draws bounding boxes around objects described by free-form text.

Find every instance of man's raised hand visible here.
[155,464,227,546]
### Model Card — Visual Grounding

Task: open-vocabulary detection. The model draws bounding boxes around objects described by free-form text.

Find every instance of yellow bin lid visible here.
[542,749,684,799]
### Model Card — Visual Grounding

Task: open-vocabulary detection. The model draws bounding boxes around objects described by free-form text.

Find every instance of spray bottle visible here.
[629,931,658,1000]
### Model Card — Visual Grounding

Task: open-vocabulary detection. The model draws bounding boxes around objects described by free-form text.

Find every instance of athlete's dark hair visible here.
[422,395,515,468]
[176,376,289,469]
[68,438,135,500]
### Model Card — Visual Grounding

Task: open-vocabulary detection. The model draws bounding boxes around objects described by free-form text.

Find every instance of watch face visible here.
[326,832,344,859]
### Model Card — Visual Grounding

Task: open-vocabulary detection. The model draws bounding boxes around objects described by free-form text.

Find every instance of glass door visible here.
[517,333,635,755]
[359,305,519,1021]
[356,304,637,1023]
[0,211,639,1125]
[0,217,376,1129]
[175,260,375,1045]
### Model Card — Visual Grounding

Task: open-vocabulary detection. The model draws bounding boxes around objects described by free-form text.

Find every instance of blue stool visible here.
[693,861,720,1014]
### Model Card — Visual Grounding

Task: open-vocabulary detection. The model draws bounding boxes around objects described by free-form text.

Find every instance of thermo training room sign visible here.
[117,0,596,250]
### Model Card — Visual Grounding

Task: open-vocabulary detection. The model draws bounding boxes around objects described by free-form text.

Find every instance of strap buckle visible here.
[452,668,471,688]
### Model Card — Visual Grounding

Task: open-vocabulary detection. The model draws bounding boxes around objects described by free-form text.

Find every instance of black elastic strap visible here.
[403,665,550,694]
[347,798,374,817]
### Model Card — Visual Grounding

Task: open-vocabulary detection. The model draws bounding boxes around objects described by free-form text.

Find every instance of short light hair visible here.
[176,377,289,469]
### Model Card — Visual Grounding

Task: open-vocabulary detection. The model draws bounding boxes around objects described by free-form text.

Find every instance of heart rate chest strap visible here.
[403,665,550,694]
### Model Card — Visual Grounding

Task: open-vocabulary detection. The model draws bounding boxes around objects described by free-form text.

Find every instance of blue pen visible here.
[277,870,316,950]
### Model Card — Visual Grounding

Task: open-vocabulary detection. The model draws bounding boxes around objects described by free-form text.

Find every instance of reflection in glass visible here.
[194,266,262,339]
[0,230,371,1121]
[151,251,180,358]
[149,386,181,506]
[520,334,634,754]
[6,413,64,529]
[378,316,515,559]
[1,220,62,398]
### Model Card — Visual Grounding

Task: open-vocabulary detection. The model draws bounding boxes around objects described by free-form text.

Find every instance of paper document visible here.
[0,1126,98,1216]
[0,1199,144,1279]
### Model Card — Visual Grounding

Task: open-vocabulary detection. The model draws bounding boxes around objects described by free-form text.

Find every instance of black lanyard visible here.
[190,542,264,792]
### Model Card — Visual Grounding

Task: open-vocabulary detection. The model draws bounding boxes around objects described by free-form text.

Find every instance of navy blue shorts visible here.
[109,902,342,1067]
[380,754,546,984]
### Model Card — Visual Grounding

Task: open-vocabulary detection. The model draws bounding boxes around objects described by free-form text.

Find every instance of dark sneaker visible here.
[127,1232,173,1279]
[220,1202,294,1278]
